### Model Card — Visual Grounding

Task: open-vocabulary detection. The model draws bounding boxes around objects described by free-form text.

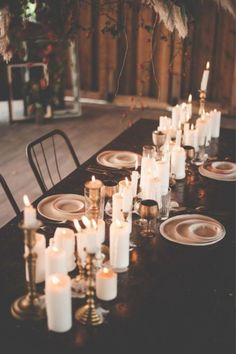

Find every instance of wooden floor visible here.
[0,103,235,227]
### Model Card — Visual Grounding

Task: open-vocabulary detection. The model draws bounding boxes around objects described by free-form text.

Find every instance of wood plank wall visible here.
[78,2,236,114]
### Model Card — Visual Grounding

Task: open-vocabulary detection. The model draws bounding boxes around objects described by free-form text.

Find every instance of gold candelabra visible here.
[75,252,104,326]
[11,222,46,321]
[199,89,207,116]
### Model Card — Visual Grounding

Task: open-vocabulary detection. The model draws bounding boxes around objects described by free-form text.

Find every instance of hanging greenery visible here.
[0,0,234,61]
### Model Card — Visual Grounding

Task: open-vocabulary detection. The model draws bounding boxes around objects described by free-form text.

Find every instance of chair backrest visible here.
[0,174,20,226]
[26,129,80,193]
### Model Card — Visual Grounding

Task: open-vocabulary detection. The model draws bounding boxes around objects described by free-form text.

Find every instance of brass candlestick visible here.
[199,89,207,116]
[71,257,87,298]
[11,221,46,321]
[75,252,104,326]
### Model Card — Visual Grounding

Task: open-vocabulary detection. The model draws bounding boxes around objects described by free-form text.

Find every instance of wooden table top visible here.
[0,119,235,354]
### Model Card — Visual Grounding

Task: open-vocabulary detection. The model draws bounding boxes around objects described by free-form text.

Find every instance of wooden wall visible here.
[77,2,236,114]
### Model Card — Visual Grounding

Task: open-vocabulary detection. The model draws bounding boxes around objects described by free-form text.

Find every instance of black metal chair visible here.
[0,174,20,217]
[26,129,80,193]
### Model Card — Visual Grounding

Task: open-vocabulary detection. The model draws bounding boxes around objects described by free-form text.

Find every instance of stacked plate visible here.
[199,161,236,181]
[160,214,225,246]
[96,150,141,169]
[37,194,85,221]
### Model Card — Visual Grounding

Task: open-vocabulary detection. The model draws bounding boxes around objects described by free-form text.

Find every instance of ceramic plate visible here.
[199,165,236,182]
[211,161,236,174]
[53,197,84,213]
[175,220,223,242]
[96,150,141,169]
[160,214,225,246]
[37,194,85,221]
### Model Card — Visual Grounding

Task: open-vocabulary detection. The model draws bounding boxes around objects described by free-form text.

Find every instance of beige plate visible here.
[160,214,225,246]
[37,194,85,221]
[97,150,141,169]
[199,165,236,182]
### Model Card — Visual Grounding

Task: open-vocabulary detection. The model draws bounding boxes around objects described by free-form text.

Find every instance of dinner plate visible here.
[160,214,225,246]
[53,197,84,213]
[199,165,236,182]
[37,194,85,221]
[211,161,236,174]
[96,150,141,169]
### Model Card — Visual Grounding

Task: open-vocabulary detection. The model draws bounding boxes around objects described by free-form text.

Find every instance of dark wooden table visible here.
[0,119,235,354]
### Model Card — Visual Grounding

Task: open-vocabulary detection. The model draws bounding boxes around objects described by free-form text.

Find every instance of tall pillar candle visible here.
[119,178,133,212]
[180,103,187,124]
[185,124,198,151]
[176,123,182,147]
[210,109,221,138]
[155,159,170,195]
[46,273,72,332]
[54,228,76,272]
[196,116,208,146]
[171,104,180,129]
[131,170,139,197]
[112,193,124,222]
[186,94,192,120]
[45,241,67,278]
[183,122,190,145]
[140,156,155,190]
[109,220,130,272]
[171,146,186,180]
[25,233,46,283]
[96,267,117,301]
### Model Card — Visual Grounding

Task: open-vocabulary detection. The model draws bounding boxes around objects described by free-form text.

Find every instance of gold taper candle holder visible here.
[84,179,104,222]
[11,221,46,321]
[199,89,207,116]
[75,252,104,326]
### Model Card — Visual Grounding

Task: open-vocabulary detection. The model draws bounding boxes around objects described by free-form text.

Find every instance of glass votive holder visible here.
[102,180,119,219]
[84,177,104,221]
[160,188,171,220]
[138,199,159,237]
[142,145,156,158]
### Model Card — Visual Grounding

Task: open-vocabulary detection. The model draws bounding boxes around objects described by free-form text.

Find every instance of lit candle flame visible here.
[73,219,81,232]
[91,175,96,182]
[103,267,109,274]
[191,124,194,130]
[51,275,60,285]
[115,219,122,228]
[206,61,210,70]
[23,194,31,207]
[82,215,91,228]
[135,156,139,170]
[52,246,59,252]
[188,94,192,103]
[91,219,97,230]
[62,229,67,235]
[125,177,129,186]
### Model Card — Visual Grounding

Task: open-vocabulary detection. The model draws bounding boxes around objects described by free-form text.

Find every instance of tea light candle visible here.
[46,273,72,333]
[23,195,37,228]
[112,192,124,222]
[109,220,130,272]
[119,177,133,212]
[96,267,117,301]
[171,146,186,180]
[200,61,210,91]
[45,241,67,278]
[25,233,46,283]
[210,109,221,138]
[196,116,208,146]
[54,228,76,272]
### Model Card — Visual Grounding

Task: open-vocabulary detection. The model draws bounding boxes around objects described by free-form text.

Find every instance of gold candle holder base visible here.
[11,294,45,321]
[11,221,46,321]
[75,253,104,326]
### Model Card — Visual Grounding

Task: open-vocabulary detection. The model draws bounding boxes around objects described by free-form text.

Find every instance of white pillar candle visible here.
[109,220,130,272]
[180,103,187,124]
[176,123,182,147]
[140,156,155,190]
[186,94,192,120]
[131,170,139,197]
[185,124,198,151]
[183,122,190,145]
[54,228,76,272]
[204,112,212,145]
[196,116,208,146]
[23,195,37,228]
[200,61,210,91]
[141,169,154,200]
[171,146,186,180]
[97,219,105,244]
[25,233,46,284]
[45,242,67,278]
[155,159,170,195]
[96,267,117,301]
[112,193,123,222]
[73,219,87,266]
[168,125,176,139]
[210,109,221,138]
[83,219,99,254]
[119,178,133,212]
[171,104,180,129]
[46,273,72,333]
